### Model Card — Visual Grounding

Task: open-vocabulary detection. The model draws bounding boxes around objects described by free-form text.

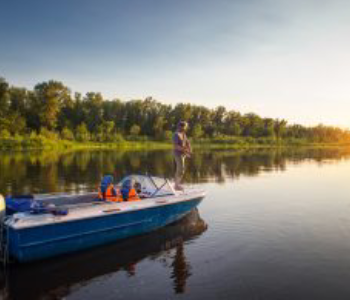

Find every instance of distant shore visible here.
[1,135,349,152]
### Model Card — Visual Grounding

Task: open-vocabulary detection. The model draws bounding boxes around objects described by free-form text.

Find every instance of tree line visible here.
[0,76,349,143]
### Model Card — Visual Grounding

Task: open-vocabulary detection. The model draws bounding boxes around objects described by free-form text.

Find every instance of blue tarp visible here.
[5,195,34,214]
[5,195,68,215]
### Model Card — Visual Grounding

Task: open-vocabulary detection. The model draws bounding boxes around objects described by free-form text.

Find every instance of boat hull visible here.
[8,197,203,262]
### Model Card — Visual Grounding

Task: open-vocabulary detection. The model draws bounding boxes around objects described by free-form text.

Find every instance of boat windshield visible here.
[116,175,175,198]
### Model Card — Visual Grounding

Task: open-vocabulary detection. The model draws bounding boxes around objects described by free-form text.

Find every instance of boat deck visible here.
[7,189,206,230]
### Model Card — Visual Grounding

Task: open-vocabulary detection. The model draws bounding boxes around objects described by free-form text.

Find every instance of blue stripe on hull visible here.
[9,198,203,262]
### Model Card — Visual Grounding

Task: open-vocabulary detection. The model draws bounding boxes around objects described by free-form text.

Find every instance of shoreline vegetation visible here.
[1,134,350,152]
[1,76,350,151]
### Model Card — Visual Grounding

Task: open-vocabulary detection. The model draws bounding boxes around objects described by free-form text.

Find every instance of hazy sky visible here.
[1,0,349,128]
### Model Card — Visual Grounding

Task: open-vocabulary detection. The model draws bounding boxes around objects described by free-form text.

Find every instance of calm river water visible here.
[1,148,350,300]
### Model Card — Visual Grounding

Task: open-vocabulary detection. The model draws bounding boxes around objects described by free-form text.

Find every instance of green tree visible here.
[0,117,10,132]
[172,103,193,126]
[61,127,75,140]
[75,123,90,142]
[70,93,85,128]
[34,80,71,130]
[1,76,350,145]
[40,127,58,140]
[9,87,28,113]
[191,124,204,138]
[0,77,10,117]
[25,91,41,131]
[84,92,103,133]
[112,133,125,142]
[96,121,115,142]
[212,106,227,135]
[7,113,26,135]
[0,129,10,138]
[153,116,165,139]
[103,99,124,132]
[224,111,242,136]
[263,118,276,138]
[162,130,173,141]
[189,106,211,137]
[242,113,264,137]
[130,124,141,136]
[103,121,115,141]
[274,119,287,140]
[57,91,75,130]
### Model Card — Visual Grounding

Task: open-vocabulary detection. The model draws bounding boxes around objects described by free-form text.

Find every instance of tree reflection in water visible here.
[0,148,350,299]
[1,148,350,195]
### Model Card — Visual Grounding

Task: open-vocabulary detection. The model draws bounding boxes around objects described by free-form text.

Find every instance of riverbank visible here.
[0,136,173,151]
[1,135,349,152]
[194,137,350,149]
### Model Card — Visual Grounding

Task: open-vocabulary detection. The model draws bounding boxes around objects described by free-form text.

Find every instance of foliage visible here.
[129,124,141,136]
[34,80,71,130]
[0,75,349,149]
[61,127,75,141]
[162,130,173,141]
[191,124,204,138]
[76,123,89,142]
[0,129,11,138]
[40,127,59,140]
[111,133,125,142]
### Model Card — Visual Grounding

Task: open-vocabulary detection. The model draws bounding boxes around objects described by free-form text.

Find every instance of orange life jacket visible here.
[127,188,140,201]
[99,186,140,202]
[98,185,122,202]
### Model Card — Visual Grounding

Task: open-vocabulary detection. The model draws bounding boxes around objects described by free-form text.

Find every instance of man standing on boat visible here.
[173,121,192,190]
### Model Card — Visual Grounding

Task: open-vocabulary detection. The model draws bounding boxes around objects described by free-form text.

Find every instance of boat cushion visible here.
[5,195,34,214]
[5,195,69,216]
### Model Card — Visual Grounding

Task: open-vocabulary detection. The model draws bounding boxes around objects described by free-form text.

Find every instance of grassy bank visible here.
[194,136,350,149]
[1,134,349,152]
[0,135,173,151]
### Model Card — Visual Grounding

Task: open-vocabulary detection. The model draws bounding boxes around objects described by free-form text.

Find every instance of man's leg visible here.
[174,155,185,190]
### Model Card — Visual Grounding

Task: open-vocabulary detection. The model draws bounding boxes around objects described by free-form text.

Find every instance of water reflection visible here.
[1,148,350,299]
[1,148,350,194]
[171,242,191,294]
[2,209,207,300]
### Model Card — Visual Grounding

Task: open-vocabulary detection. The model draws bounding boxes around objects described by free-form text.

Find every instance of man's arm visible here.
[173,133,185,153]
[175,145,185,152]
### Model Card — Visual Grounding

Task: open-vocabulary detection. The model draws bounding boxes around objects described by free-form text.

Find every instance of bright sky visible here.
[1,0,349,128]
